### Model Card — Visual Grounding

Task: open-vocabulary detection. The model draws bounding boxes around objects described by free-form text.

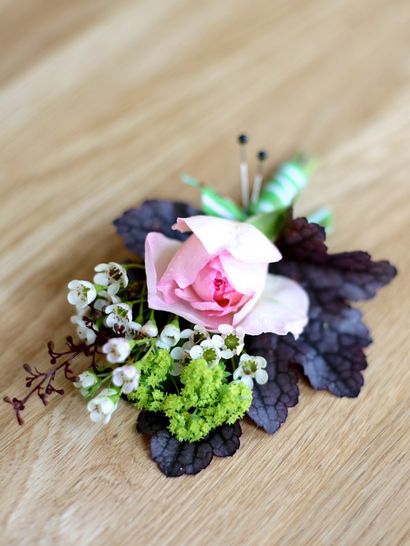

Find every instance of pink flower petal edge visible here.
[172,215,282,264]
[236,274,309,337]
[145,232,224,330]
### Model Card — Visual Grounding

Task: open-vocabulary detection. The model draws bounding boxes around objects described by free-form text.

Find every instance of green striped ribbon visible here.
[250,155,318,215]
[306,207,334,233]
[181,174,246,221]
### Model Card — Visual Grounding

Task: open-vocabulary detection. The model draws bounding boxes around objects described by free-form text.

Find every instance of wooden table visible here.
[1,1,409,544]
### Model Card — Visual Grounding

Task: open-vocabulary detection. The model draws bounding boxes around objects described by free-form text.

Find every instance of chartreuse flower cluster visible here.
[128,348,252,442]
[65,261,266,441]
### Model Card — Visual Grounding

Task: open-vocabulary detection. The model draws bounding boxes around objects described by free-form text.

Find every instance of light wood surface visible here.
[1,1,409,544]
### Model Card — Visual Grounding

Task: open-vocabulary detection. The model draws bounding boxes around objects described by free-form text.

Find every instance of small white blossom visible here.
[102,338,132,363]
[112,365,140,394]
[72,305,91,319]
[105,303,140,337]
[87,388,119,424]
[157,323,180,349]
[105,303,132,327]
[189,338,221,367]
[70,312,97,345]
[217,324,245,358]
[179,324,209,351]
[67,280,97,309]
[140,320,158,338]
[193,324,209,338]
[93,262,128,295]
[74,370,98,393]
[233,354,268,388]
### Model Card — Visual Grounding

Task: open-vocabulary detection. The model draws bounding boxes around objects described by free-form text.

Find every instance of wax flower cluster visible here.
[67,262,267,441]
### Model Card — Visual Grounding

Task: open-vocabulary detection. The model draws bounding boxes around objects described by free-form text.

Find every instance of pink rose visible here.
[145,215,309,336]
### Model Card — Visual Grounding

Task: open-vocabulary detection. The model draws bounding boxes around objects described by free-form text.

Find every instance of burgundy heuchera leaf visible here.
[114,200,201,259]
[274,218,397,303]
[246,334,299,433]
[270,217,397,397]
[138,411,242,477]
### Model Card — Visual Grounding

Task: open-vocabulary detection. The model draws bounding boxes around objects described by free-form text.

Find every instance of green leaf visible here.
[246,208,290,240]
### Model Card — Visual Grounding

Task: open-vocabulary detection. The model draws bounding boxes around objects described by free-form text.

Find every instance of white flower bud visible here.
[159,323,180,348]
[74,370,98,390]
[140,320,158,338]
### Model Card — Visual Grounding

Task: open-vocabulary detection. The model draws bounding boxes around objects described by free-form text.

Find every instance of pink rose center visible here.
[213,273,228,303]
[189,255,249,315]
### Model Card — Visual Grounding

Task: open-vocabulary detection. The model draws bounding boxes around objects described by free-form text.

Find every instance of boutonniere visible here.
[5,135,397,477]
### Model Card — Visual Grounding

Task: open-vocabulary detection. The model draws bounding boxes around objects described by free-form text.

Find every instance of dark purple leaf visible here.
[269,217,396,397]
[275,218,397,302]
[277,217,328,263]
[245,334,300,433]
[136,410,169,435]
[114,200,201,259]
[151,431,213,477]
[207,422,242,457]
[287,298,372,397]
[149,421,242,477]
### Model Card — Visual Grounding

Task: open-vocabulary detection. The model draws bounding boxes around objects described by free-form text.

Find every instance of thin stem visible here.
[123,299,146,306]
[169,375,180,394]
[122,263,145,270]
[4,337,94,426]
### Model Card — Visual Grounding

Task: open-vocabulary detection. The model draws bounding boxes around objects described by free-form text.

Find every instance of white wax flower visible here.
[93,290,121,312]
[189,338,221,367]
[67,280,97,309]
[233,354,268,388]
[112,365,140,394]
[105,303,132,327]
[87,388,119,424]
[102,338,132,363]
[216,324,245,358]
[93,262,128,295]
[70,314,97,345]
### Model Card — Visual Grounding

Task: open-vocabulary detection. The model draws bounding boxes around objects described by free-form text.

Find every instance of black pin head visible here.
[257,149,268,161]
[238,133,249,145]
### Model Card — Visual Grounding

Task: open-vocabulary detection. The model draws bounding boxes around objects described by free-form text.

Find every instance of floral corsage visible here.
[5,135,397,477]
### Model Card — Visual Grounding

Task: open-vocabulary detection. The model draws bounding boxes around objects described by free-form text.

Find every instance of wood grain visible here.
[1,0,409,544]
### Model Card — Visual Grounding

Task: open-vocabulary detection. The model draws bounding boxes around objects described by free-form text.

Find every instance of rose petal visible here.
[158,234,211,291]
[236,274,309,336]
[173,216,281,264]
[145,233,224,330]
[219,252,266,295]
